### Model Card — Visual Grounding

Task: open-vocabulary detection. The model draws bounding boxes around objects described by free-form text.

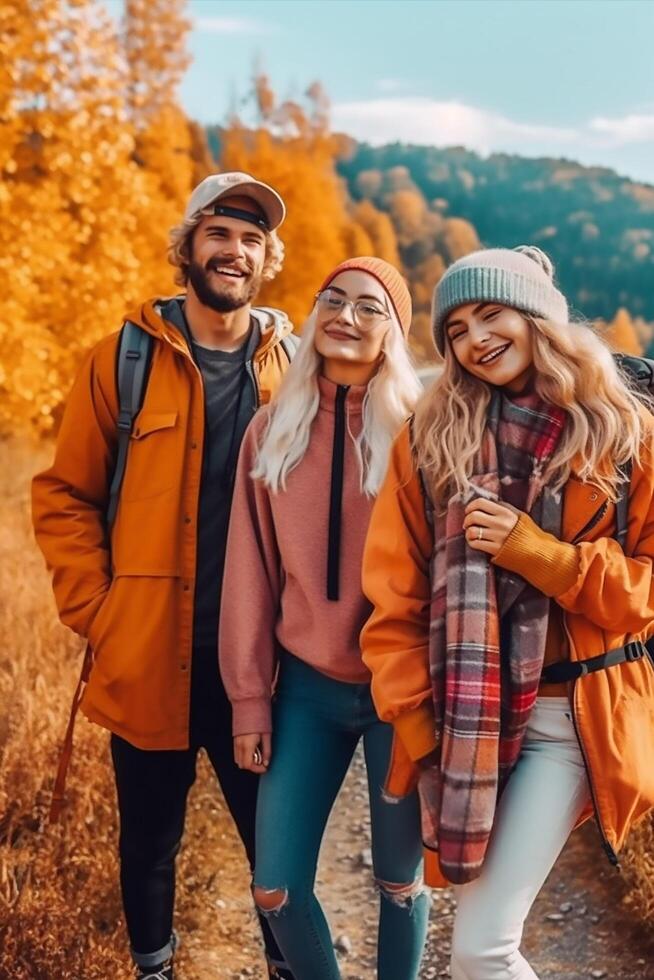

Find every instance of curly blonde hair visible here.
[414,313,650,507]
[167,206,285,287]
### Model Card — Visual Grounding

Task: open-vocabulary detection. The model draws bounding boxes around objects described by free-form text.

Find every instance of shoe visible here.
[135,959,173,980]
[268,964,294,979]
[134,932,177,979]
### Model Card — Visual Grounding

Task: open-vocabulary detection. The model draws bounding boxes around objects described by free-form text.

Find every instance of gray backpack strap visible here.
[408,414,434,525]
[614,459,632,552]
[106,321,153,529]
[279,331,301,364]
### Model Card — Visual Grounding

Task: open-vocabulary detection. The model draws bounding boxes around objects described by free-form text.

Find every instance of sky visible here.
[107,0,654,184]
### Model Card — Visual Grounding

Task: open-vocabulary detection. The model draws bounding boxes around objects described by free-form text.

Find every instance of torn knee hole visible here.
[253,885,289,914]
[375,877,425,907]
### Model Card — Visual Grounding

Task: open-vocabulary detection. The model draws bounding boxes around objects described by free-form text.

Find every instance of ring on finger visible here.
[477,527,483,540]
[253,747,263,766]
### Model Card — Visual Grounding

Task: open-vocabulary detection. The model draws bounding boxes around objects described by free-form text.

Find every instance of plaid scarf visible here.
[419,389,566,884]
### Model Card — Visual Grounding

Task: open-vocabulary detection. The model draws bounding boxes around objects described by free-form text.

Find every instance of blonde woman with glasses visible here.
[220,258,429,980]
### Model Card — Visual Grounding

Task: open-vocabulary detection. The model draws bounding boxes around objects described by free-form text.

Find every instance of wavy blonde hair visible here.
[253,308,422,496]
[414,313,649,506]
[168,206,284,287]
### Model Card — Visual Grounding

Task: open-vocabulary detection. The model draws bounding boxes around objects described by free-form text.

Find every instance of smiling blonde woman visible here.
[361,245,654,980]
[220,257,429,980]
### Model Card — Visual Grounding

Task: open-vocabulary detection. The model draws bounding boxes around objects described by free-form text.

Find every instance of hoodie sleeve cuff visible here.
[393,703,438,762]
[231,698,273,738]
[492,512,579,598]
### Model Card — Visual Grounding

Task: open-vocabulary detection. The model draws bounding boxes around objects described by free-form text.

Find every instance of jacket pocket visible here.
[87,578,118,652]
[131,411,178,440]
[120,410,179,502]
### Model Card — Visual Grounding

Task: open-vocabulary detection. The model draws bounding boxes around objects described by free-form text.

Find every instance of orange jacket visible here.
[361,418,654,886]
[32,298,294,750]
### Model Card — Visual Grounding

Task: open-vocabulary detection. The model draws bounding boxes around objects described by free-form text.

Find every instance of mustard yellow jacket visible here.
[361,417,654,886]
[32,298,294,750]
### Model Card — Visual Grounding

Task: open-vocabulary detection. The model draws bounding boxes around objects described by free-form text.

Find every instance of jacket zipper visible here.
[245,358,261,406]
[571,499,608,544]
[562,620,620,867]
[566,494,618,865]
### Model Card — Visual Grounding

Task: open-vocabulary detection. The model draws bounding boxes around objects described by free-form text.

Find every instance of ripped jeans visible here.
[253,652,429,980]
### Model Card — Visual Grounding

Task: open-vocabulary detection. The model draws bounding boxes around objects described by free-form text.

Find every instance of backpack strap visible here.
[614,459,632,552]
[106,321,153,529]
[50,322,153,821]
[279,331,301,364]
[408,414,434,525]
[49,643,93,823]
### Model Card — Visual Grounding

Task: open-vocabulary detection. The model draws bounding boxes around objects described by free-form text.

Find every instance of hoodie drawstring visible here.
[327,385,349,600]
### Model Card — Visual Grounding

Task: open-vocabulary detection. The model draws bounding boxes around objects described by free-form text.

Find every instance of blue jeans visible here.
[254,653,429,980]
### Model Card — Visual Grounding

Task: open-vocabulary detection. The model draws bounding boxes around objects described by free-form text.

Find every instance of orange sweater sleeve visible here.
[495,414,654,637]
[219,410,280,738]
[492,512,579,597]
[360,424,437,762]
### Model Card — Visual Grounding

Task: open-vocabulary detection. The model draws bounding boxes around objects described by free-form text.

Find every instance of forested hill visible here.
[337,144,654,322]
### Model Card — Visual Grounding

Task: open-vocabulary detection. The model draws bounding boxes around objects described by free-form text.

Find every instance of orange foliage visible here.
[353,200,401,266]
[220,75,394,329]
[602,308,644,356]
[0,0,200,436]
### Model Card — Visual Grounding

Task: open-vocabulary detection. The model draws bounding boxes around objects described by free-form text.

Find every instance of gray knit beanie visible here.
[432,245,569,355]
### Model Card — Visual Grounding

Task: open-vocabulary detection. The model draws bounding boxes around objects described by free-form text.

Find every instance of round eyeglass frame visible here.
[315,289,391,332]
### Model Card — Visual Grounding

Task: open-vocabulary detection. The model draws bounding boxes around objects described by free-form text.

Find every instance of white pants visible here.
[450,697,592,980]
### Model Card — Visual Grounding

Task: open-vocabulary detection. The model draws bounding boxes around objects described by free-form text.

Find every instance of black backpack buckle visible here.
[624,641,645,662]
[117,409,133,433]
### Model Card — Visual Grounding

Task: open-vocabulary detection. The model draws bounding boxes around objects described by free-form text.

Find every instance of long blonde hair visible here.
[253,309,422,496]
[414,313,648,506]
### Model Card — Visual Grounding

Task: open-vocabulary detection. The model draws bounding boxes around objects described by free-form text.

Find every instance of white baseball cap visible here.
[184,171,286,231]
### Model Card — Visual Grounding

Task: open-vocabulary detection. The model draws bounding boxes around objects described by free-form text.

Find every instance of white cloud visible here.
[589,113,654,145]
[332,98,577,155]
[375,79,405,94]
[194,16,273,35]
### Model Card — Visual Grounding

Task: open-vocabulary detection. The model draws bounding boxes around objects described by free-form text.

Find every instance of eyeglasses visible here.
[315,288,390,331]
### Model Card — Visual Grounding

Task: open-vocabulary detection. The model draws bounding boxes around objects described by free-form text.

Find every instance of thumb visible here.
[261,733,272,767]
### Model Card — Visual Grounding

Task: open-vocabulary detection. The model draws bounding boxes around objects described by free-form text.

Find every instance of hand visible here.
[462,497,520,557]
[234,733,272,774]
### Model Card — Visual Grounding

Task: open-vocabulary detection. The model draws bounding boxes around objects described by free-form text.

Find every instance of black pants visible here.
[110,644,286,970]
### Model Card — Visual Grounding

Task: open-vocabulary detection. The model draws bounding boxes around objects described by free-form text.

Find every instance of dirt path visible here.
[172,748,654,980]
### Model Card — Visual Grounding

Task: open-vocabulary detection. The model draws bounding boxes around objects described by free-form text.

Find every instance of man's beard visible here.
[187,260,262,313]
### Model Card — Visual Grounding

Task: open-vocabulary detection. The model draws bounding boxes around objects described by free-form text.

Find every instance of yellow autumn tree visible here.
[0,0,196,436]
[602,308,643,356]
[122,0,200,281]
[353,200,401,266]
[220,75,399,328]
[0,0,152,433]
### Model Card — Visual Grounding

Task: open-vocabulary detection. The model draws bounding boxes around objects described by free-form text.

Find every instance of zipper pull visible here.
[602,839,620,868]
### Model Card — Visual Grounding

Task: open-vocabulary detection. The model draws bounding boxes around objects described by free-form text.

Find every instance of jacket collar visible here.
[317,374,367,415]
[124,295,294,361]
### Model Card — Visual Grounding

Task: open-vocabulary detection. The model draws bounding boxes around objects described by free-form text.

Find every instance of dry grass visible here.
[622,815,654,924]
[0,439,261,980]
[1,435,653,980]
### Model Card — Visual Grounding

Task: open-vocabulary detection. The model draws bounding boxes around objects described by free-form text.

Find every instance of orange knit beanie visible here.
[318,257,412,337]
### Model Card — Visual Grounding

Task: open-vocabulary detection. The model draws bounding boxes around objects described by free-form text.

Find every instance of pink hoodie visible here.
[219,375,375,736]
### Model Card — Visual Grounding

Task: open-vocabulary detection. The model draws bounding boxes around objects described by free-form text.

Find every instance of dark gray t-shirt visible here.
[160,298,259,650]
